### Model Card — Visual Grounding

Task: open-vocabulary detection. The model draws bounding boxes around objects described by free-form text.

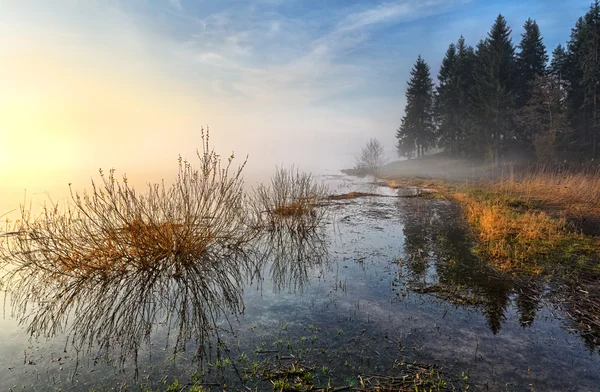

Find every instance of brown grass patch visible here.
[272,202,311,217]
[494,168,600,234]
[251,166,328,230]
[327,191,379,200]
[452,188,599,274]
[0,129,259,362]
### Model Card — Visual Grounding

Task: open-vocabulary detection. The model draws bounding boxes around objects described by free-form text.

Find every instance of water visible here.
[1,174,599,391]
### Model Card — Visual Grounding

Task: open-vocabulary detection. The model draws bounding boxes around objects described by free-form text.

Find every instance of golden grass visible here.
[383,166,600,274]
[456,192,561,273]
[388,179,399,189]
[272,202,310,217]
[494,168,600,225]
[451,176,600,274]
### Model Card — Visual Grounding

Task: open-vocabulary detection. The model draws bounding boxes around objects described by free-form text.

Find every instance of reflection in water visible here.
[397,197,540,334]
[1,223,328,369]
[0,178,599,390]
[0,163,329,370]
[3,240,254,365]
[258,226,328,293]
[1,143,258,366]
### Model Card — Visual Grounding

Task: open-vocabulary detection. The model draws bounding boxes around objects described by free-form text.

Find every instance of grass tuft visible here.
[251,166,328,231]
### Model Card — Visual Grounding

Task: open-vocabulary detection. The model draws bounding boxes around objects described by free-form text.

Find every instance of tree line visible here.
[396,1,600,163]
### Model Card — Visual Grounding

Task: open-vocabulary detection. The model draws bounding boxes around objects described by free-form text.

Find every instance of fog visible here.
[0,0,400,217]
[0,0,586,217]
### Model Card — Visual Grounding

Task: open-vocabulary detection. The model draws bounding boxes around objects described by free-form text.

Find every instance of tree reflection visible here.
[397,197,540,334]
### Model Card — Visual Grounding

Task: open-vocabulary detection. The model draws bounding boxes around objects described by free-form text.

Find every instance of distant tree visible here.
[454,36,478,155]
[549,44,568,93]
[435,36,477,157]
[580,0,600,157]
[516,18,548,110]
[562,1,600,157]
[516,75,570,161]
[435,43,461,155]
[396,56,435,158]
[470,14,517,161]
[564,16,587,151]
[355,138,387,176]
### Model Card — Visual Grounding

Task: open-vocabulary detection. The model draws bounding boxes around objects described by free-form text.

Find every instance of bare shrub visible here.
[0,132,333,367]
[355,138,387,177]
[0,128,256,362]
[251,166,329,231]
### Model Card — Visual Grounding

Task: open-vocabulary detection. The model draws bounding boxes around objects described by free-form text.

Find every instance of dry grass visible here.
[0,129,256,362]
[271,202,310,217]
[0,137,334,365]
[452,185,599,274]
[381,165,600,274]
[251,166,328,231]
[494,167,600,230]
[327,191,380,200]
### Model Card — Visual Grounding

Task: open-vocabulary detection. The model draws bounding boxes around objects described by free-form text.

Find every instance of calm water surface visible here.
[0,174,599,391]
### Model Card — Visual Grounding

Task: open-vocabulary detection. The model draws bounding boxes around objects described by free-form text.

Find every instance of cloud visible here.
[167,0,183,11]
[335,2,415,33]
[172,1,465,107]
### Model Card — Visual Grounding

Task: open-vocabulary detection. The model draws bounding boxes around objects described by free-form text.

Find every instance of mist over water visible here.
[0,148,355,223]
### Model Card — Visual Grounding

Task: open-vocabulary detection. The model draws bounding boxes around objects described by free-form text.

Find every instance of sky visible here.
[0,0,594,213]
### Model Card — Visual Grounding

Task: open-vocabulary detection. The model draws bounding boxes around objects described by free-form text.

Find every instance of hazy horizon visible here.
[0,0,592,215]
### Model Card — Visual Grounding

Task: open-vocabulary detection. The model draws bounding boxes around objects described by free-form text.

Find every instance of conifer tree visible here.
[454,37,477,155]
[564,1,600,157]
[396,56,435,158]
[565,17,588,152]
[549,44,567,89]
[435,43,460,155]
[470,15,516,161]
[516,19,548,110]
[581,0,600,157]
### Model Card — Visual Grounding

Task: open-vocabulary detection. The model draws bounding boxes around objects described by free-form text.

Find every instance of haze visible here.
[0,0,589,214]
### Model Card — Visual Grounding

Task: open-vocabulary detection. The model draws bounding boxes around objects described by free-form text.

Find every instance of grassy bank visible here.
[379,161,600,353]
[379,160,600,276]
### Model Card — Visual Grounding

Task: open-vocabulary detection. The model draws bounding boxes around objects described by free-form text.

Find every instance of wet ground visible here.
[1,174,599,391]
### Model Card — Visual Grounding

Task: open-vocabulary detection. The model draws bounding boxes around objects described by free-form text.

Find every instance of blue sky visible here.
[122,0,588,107]
[0,0,595,200]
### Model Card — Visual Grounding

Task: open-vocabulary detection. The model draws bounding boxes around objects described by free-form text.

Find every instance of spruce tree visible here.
[549,44,567,87]
[564,1,600,157]
[565,17,588,152]
[581,0,600,157]
[396,56,435,158]
[470,15,516,161]
[454,36,477,155]
[435,43,460,155]
[516,19,548,110]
